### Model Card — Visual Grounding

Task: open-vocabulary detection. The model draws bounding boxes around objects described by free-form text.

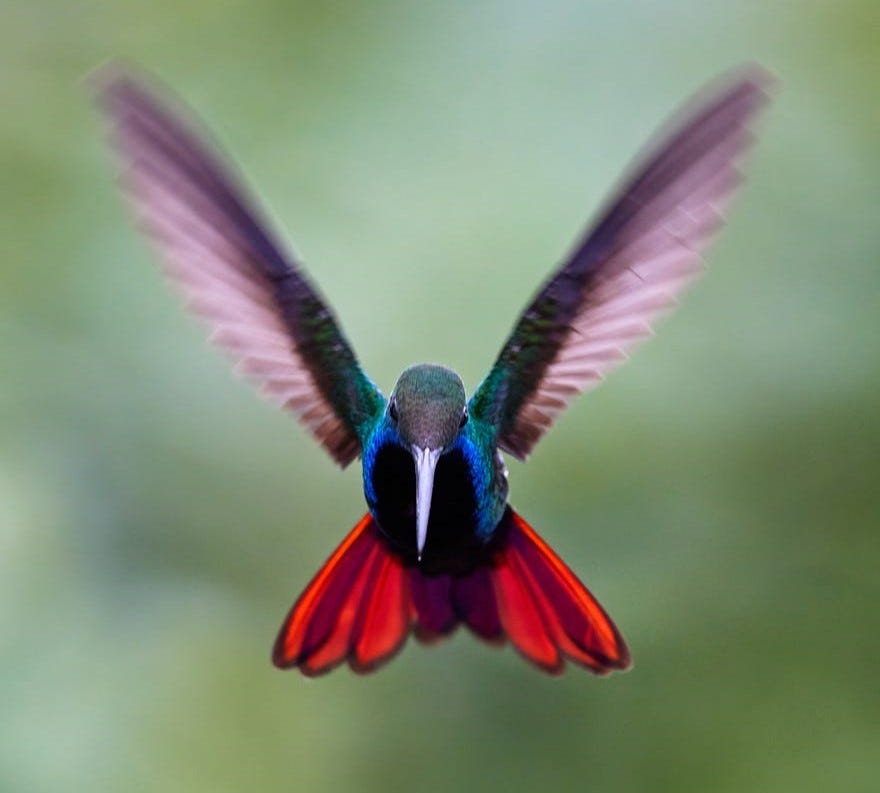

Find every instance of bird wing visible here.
[97,68,383,466]
[469,68,772,459]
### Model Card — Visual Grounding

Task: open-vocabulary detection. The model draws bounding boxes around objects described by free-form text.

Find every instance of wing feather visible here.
[470,68,772,458]
[96,68,383,465]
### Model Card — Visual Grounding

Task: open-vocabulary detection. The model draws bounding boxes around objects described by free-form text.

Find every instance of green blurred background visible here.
[2,1,878,791]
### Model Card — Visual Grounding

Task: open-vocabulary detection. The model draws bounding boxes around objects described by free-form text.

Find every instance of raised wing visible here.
[470,68,772,459]
[97,68,383,466]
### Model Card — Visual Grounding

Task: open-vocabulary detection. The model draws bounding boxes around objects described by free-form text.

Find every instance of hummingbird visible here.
[97,65,770,675]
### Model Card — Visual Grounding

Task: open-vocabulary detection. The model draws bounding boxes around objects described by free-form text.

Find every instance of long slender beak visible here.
[412,445,442,561]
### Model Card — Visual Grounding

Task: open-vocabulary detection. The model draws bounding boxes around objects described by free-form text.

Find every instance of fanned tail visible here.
[492,509,630,673]
[271,514,410,676]
[272,509,630,675]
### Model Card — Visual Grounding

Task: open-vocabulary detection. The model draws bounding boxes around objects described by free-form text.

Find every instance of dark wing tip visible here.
[724,61,778,95]
[90,62,224,166]
[90,58,172,102]
[89,60,161,117]
[610,62,775,205]
[672,62,777,123]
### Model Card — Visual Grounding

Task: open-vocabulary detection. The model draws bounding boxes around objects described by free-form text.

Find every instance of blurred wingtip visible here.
[87,60,188,126]
[708,61,779,113]
[85,58,145,105]
[728,61,779,92]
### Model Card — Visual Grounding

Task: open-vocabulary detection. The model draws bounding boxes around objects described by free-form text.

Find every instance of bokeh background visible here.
[2,1,878,791]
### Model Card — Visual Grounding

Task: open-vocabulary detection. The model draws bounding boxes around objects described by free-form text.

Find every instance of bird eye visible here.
[459,408,468,428]
[389,398,399,423]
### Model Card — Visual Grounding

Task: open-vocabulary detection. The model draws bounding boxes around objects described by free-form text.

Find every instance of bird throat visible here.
[369,443,490,575]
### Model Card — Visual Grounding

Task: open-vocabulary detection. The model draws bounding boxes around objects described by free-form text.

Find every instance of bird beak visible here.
[412,445,442,561]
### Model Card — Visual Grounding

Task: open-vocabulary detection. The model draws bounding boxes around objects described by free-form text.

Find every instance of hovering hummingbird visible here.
[97,65,770,675]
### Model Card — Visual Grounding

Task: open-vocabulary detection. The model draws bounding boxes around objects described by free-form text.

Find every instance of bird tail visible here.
[272,509,630,675]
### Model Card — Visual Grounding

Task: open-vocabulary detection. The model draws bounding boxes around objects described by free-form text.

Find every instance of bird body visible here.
[97,65,770,675]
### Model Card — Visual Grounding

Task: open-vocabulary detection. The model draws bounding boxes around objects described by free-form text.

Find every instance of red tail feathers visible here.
[272,509,631,675]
